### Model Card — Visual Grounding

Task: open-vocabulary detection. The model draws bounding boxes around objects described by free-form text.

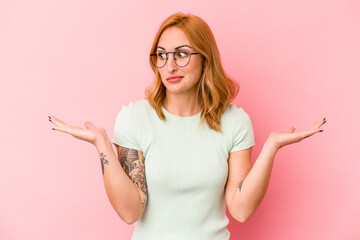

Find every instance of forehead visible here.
[157,27,190,50]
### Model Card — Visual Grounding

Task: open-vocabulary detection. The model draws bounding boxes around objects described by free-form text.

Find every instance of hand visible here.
[48,115,108,147]
[267,117,326,150]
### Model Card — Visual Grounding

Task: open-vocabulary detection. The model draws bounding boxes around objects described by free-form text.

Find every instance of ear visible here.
[202,55,206,62]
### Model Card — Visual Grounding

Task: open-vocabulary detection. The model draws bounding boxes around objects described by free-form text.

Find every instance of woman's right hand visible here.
[49,116,108,147]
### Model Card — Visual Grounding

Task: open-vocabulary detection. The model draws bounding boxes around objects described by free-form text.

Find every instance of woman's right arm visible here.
[96,136,147,224]
[49,116,147,224]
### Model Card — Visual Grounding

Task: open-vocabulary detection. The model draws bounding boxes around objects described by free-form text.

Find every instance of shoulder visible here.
[219,104,253,136]
[117,99,152,114]
[222,104,252,124]
[128,99,154,117]
[119,99,148,109]
[116,99,158,127]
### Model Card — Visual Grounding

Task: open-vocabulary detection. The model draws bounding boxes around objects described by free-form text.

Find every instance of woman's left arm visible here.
[225,118,326,223]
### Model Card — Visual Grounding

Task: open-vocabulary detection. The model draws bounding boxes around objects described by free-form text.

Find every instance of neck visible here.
[163,92,201,117]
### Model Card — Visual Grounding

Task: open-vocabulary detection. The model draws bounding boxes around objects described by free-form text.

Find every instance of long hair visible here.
[145,12,240,133]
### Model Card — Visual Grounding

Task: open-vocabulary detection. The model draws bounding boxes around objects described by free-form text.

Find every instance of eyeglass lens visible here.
[151,49,191,68]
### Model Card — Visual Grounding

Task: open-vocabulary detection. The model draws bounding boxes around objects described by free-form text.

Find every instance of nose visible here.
[166,53,178,72]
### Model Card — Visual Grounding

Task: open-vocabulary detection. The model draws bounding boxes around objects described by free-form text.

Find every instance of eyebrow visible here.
[157,45,193,50]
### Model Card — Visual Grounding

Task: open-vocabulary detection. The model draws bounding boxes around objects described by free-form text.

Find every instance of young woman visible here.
[49,12,326,240]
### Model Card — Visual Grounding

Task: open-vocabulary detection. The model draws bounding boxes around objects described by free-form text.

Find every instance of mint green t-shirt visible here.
[112,99,255,240]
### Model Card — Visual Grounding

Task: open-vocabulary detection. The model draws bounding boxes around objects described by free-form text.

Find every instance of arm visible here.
[48,116,147,224]
[96,135,147,224]
[225,142,277,223]
[225,118,326,222]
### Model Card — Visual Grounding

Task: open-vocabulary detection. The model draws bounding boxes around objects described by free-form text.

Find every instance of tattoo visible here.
[238,179,245,192]
[100,152,109,175]
[117,147,148,210]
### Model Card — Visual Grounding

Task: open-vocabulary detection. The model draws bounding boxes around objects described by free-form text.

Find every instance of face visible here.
[156,27,204,98]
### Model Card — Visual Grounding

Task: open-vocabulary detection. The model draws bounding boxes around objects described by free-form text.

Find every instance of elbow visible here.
[121,214,140,225]
[232,207,255,223]
[117,210,142,225]
[107,191,145,225]
[230,199,260,223]
[124,217,136,225]
[235,214,251,223]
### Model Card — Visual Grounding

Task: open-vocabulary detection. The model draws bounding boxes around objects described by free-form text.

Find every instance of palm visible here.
[48,115,107,146]
[269,118,326,150]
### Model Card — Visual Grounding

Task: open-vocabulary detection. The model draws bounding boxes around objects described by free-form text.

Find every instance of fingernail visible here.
[323,117,326,121]
[49,119,52,122]
[52,128,55,130]
[323,120,326,124]
[319,130,324,132]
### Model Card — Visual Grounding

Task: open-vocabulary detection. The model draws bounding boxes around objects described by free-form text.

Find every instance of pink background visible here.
[1,0,359,239]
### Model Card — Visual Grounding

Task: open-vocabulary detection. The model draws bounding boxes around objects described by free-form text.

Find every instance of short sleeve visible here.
[112,104,141,151]
[230,108,255,152]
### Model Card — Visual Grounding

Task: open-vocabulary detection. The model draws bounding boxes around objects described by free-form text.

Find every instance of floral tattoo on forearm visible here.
[117,147,148,210]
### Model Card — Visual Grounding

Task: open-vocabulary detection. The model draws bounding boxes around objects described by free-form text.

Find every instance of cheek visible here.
[189,58,203,77]
[158,70,166,80]
[187,65,203,80]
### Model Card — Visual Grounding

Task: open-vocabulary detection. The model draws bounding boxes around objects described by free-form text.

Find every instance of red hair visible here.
[145,12,239,132]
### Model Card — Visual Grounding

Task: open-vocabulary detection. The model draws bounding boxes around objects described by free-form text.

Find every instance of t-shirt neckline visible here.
[161,105,201,121]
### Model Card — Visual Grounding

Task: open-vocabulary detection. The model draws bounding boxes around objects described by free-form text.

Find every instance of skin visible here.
[225,120,326,222]
[116,146,147,211]
[48,27,327,223]
[156,27,204,117]
[48,115,326,224]
[49,116,147,224]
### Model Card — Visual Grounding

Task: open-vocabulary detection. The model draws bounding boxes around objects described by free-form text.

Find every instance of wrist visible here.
[95,131,111,149]
[265,135,281,153]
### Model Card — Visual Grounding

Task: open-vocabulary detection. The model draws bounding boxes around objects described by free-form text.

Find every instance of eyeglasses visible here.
[150,49,200,68]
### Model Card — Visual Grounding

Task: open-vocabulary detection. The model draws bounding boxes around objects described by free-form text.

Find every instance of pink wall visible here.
[1,0,359,239]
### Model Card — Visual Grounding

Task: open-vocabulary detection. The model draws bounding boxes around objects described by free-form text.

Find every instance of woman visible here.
[49,13,326,240]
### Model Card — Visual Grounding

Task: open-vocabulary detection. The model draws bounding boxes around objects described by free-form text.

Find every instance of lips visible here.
[166,76,184,82]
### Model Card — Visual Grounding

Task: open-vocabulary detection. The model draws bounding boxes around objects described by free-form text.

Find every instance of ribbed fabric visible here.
[112,99,255,240]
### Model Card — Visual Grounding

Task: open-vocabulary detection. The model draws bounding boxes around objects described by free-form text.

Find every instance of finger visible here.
[300,128,322,139]
[48,115,67,126]
[311,117,326,129]
[52,125,85,139]
[49,116,75,128]
[288,126,296,133]
[84,121,96,129]
[51,126,71,134]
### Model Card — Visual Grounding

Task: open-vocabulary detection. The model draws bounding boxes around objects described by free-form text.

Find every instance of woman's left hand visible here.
[268,117,326,150]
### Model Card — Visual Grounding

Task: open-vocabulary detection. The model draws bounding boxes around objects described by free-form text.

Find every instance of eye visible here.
[157,52,167,60]
[176,50,189,58]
